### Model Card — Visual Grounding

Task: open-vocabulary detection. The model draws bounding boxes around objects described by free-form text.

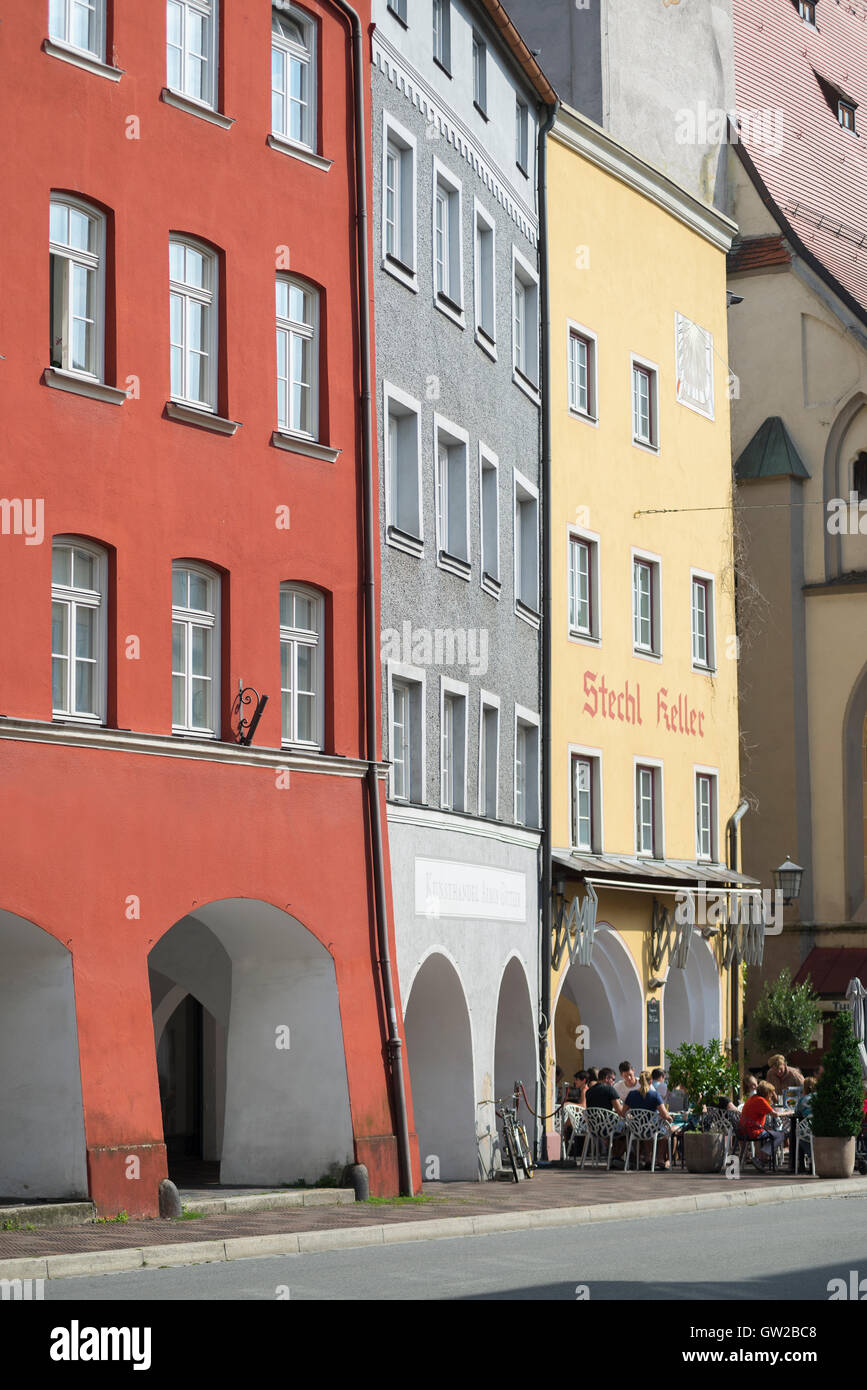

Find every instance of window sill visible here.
[475,328,497,362]
[52,712,105,727]
[281,741,324,754]
[513,368,541,406]
[172,729,219,741]
[633,646,663,664]
[161,88,234,129]
[267,133,333,172]
[165,401,241,435]
[481,572,501,599]
[387,6,408,29]
[515,599,541,630]
[632,436,660,455]
[386,525,423,558]
[437,549,471,581]
[383,254,418,294]
[473,101,489,122]
[433,56,453,80]
[435,293,465,329]
[692,661,717,677]
[569,628,600,646]
[43,368,127,406]
[43,38,123,81]
[569,406,599,428]
[272,431,340,463]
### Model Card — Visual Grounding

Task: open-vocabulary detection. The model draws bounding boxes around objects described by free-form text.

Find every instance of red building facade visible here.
[0,0,417,1216]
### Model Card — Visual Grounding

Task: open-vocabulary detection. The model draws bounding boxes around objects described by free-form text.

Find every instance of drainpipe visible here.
[328,0,413,1196]
[726,799,750,1078]
[538,97,560,1157]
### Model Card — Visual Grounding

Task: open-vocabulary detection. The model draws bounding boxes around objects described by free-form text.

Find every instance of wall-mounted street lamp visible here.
[773,856,804,906]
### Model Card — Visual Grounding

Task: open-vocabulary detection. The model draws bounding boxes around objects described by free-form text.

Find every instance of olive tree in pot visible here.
[810,1011,863,1179]
[666,1040,740,1174]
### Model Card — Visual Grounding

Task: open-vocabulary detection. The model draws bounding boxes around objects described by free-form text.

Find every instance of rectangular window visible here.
[167,0,218,109]
[170,237,217,411]
[568,532,600,640]
[388,0,407,20]
[52,539,106,723]
[636,763,661,857]
[272,6,316,151]
[695,771,717,861]
[568,326,596,419]
[515,471,539,618]
[433,166,462,313]
[280,585,323,748]
[798,1,817,23]
[276,277,318,439]
[572,754,602,853]
[515,710,540,827]
[385,385,422,552]
[433,0,451,71]
[513,250,540,389]
[49,197,104,380]
[389,669,424,802]
[172,563,220,736]
[435,418,470,576]
[472,32,487,114]
[383,118,416,283]
[516,98,529,172]
[691,573,715,670]
[632,554,661,657]
[49,0,105,59]
[632,358,658,448]
[441,683,467,811]
[480,448,500,595]
[839,100,856,131]
[474,203,495,346]
[479,697,499,818]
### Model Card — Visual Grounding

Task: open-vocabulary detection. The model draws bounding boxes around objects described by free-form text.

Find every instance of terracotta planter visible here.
[684,1131,726,1174]
[811,1135,856,1179]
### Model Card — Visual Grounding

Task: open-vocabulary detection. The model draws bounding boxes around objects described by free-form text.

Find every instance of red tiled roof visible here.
[727,233,792,274]
[793,946,867,994]
[733,0,867,314]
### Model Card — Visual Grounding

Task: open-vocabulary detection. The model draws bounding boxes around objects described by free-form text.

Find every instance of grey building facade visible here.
[372,0,555,1179]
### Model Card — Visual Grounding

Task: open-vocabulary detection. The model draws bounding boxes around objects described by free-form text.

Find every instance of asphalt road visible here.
[39,1195,867,1300]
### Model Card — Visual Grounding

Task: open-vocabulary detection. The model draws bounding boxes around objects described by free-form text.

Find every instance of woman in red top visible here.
[738,1081,784,1170]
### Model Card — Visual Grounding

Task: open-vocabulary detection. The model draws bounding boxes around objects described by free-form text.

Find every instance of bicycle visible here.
[494,1088,534,1182]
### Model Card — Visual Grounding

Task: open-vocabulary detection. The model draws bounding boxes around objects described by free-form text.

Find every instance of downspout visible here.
[538,97,560,1156]
[726,799,749,1078]
[329,0,413,1195]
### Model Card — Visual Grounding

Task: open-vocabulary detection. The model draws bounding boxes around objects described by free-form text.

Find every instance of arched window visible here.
[50,196,105,380]
[172,562,220,736]
[271,5,316,151]
[276,276,319,439]
[169,237,218,411]
[280,585,323,748]
[853,452,867,502]
[52,537,107,723]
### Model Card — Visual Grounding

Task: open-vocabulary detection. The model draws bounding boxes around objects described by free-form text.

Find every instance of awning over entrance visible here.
[793,947,867,996]
[551,848,759,889]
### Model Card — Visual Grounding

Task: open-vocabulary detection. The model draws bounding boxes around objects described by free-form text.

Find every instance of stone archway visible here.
[662,935,722,1057]
[492,956,537,1170]
[554,924,644,1072]
[404,952,476,1181]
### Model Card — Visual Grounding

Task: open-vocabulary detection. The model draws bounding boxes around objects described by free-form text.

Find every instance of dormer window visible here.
[797,1,816,25]
[839,99,857,132]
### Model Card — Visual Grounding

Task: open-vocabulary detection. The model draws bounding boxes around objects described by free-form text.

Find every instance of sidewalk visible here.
[2,1166,866,1279]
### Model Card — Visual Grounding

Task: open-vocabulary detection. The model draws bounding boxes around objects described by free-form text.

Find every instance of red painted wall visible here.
[0,1,419,1212]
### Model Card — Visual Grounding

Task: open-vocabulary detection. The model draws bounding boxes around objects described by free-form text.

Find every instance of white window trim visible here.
[49,194,107,385]
[478,689,501,819]
[166,0,220,112]
[51,536,107,726]
[279,582,324,751]
[271,2,318,154]
[171,560,221,738]
[432,0,451,72]
[631,546,663,663]
[630,351,660,453]
[473,197,497,358]
[514,704,541,828]
[567,318,598,426]
[382,113,418,293]
[434,412,471,580]
[633,755,665,859]
[479,443,501,599]
[513,467,540,628]
[276,275,320,442]
[512,245,540,401]
[693,763,720,863]
[432,158,464,326]
[48,0,107,62]
[169,235,219,413]
[568,742,604,854]
[383,381,423,557]
[690,566,717,674]
[566,523,602,646]
[516,97,529,175]
[387,660,426,803]
[440,675,469,812]
[43,37,123,81]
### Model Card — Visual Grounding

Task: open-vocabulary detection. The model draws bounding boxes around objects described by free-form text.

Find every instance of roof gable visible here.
[735,415,811,479]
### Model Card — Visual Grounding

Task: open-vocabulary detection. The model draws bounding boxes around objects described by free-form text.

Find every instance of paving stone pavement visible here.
[0,1164,826,1259]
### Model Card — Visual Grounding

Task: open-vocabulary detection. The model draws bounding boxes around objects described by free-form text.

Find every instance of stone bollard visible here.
[343,1163,369,1202]
[158,1178,182,1219]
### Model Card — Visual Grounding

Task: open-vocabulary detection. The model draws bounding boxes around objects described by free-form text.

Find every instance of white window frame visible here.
[634,757,664,859]
[631,352,660,452]
[271,4,317,153]
[694,765,719,863]
[387,0,407,21]
[512,247,540,399]
[172,560,221,738]
[276,275,319,441]
[432,160,464,325]
[567,525,601,644]
[51,536,107,726]
[514,705,541,828]
[516,97,529,174]
[472,30,487,115]
[387,661,426,803]
[631,547,662,661]
[569,744,603,853]
[166,0,219,111]
[49,195,106,383]
[382,114,418,292]
[567,319,598,424]
[473,198,497,356]
[440,676,468,812]
[169,235,218,412]
[839,99,856,131]
[279,583,324,750]
[434,413,471,579]
[479,443,500,598]
[514,468,540,626]
[478,690,500,819]
[690,567,716,673]
[384,382,423,557]
[432,0,451,72]
[48,0,106,61]
[798,0,817,23]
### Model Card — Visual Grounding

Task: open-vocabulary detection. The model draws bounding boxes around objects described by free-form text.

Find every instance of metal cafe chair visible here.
[561,1104,588,1163]
[623,1110,669,1172]
[581,1107,622,1170]
[794,1116,817,1176]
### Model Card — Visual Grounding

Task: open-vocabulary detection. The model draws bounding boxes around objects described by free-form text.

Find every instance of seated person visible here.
[565,1070,589,1105]
[738,1074,758,1109]
[766,1054,804,1097]
[586,1069,626,1117]
[614,1060,637,1101]
[666,1086,688,1113]
[651,1068,668,1101]
[738,1080,784,1169]
[624,1069,675,1167]
[794,1077,816,1120]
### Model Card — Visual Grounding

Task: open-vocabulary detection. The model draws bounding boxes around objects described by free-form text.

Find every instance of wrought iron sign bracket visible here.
[551,879,599,972]
[234,682,269,746]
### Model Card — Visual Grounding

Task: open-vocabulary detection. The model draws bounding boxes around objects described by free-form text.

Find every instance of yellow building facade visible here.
[544,106,746,1122]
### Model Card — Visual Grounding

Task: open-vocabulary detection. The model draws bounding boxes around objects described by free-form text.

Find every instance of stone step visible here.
[0,1202,96,1230]
[180,1188,356,1216]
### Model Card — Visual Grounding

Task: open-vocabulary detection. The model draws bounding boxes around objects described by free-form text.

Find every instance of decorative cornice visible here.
[386,800,541,850]
[373,33,539,250]
[553,105,738,254]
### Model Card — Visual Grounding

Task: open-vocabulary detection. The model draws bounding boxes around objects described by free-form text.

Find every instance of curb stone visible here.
[4,1176,866,1280]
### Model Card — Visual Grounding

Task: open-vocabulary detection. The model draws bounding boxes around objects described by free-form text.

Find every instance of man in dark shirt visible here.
[586,1068,627,1117]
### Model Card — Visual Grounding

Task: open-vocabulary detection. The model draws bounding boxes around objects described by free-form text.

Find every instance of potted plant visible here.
[810,1010,864,1179]
[750,967,821,1060]
[666,1040,740,1173]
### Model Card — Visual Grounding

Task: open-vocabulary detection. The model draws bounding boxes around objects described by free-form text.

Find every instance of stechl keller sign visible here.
[583,670,706,738]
